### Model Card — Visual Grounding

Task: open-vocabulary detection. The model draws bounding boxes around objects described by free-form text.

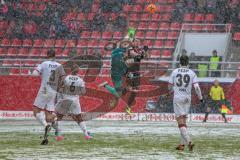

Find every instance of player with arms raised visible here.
[32,49,65,145]
[168,55,203,151]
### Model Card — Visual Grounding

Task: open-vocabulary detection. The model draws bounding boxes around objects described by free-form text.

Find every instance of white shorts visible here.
[173,97,191,117]
[33,86,57,112]
[55,99,81,115]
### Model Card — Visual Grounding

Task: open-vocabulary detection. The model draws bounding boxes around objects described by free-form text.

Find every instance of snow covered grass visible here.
[0,120,240,160]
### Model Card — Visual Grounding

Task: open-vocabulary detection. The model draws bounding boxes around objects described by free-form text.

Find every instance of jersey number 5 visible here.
[176,74,190,87]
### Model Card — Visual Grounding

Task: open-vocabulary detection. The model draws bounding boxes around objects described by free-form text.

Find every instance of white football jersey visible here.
[169,67,198,99]
[62,75,85,101]
[36,60,64,91]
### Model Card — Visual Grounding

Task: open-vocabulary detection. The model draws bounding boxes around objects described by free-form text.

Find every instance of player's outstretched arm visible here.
[32,69,40,76]
[194,83,203,101]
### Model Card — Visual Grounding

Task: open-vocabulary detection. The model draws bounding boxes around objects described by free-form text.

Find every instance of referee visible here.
[203,79,227,123]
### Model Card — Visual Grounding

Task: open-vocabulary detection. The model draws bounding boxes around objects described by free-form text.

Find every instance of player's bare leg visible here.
[72,114,92,140]
[176,115,194,151]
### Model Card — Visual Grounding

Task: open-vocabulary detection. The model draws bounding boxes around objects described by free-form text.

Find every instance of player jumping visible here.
[168,55,203,151]
[98,39,149,114]
[55,64,92,140]
[32,49,65,145]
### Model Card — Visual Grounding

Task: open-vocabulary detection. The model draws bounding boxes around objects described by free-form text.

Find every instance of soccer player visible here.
[203,79,227,123]
[168,55,203,151]
[124,39,149,114]
[55,64,92,140]
[98,40,149,114]
[32,49,65,145]
[98,42,128,100]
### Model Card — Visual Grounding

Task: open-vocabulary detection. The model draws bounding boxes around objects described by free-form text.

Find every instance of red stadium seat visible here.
[144,40,153,48]
[0,48,7,55]
[205,14,215,22]
[156,31,167,39]
[44,39,55,48]
[2,60,12,66]
[10,68,20,75]
[91,31,101,39]
[138,22,148,30]
[18,48,29,56]
[102,32,112,39]
[161,50,172,58]
[1,38,10,46]
[150,50,160,58]
[141,13,150,21]
[7,48,18,56]
[161,14,171,21]
[170,22,181,31]
[62,48,70,57]
[129,13,139,21]
[153,40,164,48]
[165,41,175,48]
[151,14,161,21]
[12,38,22,47]
[135,31,145,39]
[165,5,173,13]
[81,31,91,38]
[145,31,156,39]
[21,69,30,75]
[99,40,108,48]
[88,40,99,48]
[22,39,33,47]
[66,40,76,48]
[233,32,240,41]
[113,32,123,39]
[13,60,20,66]
[148,22,159,30]
[29,48,40,56]
[55,39,65,47]
[33,39,44,47]
[159,22,169,30]
[167,32,178,39]
[194,14,204,22]
[40,48,48,57]
[184,13,193,22]
[77,40,88,48]
[54,48,62,57]
[133,5,142,12]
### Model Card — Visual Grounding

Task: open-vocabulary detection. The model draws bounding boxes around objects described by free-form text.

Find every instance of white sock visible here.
[180,136,186,145]
[78,122,88,136]
[52,121,62,135]
[179,126,191,144]
[36,112,47,127]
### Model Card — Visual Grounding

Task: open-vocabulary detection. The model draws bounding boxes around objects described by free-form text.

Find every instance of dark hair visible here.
[47,49,55,58]
[180,55,189,66]
[71,64,79,75]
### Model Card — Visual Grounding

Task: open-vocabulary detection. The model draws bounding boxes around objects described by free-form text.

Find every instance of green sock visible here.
[105,84,120,97]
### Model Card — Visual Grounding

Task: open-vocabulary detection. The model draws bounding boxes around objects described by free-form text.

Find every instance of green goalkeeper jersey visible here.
[111,48,127,77]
